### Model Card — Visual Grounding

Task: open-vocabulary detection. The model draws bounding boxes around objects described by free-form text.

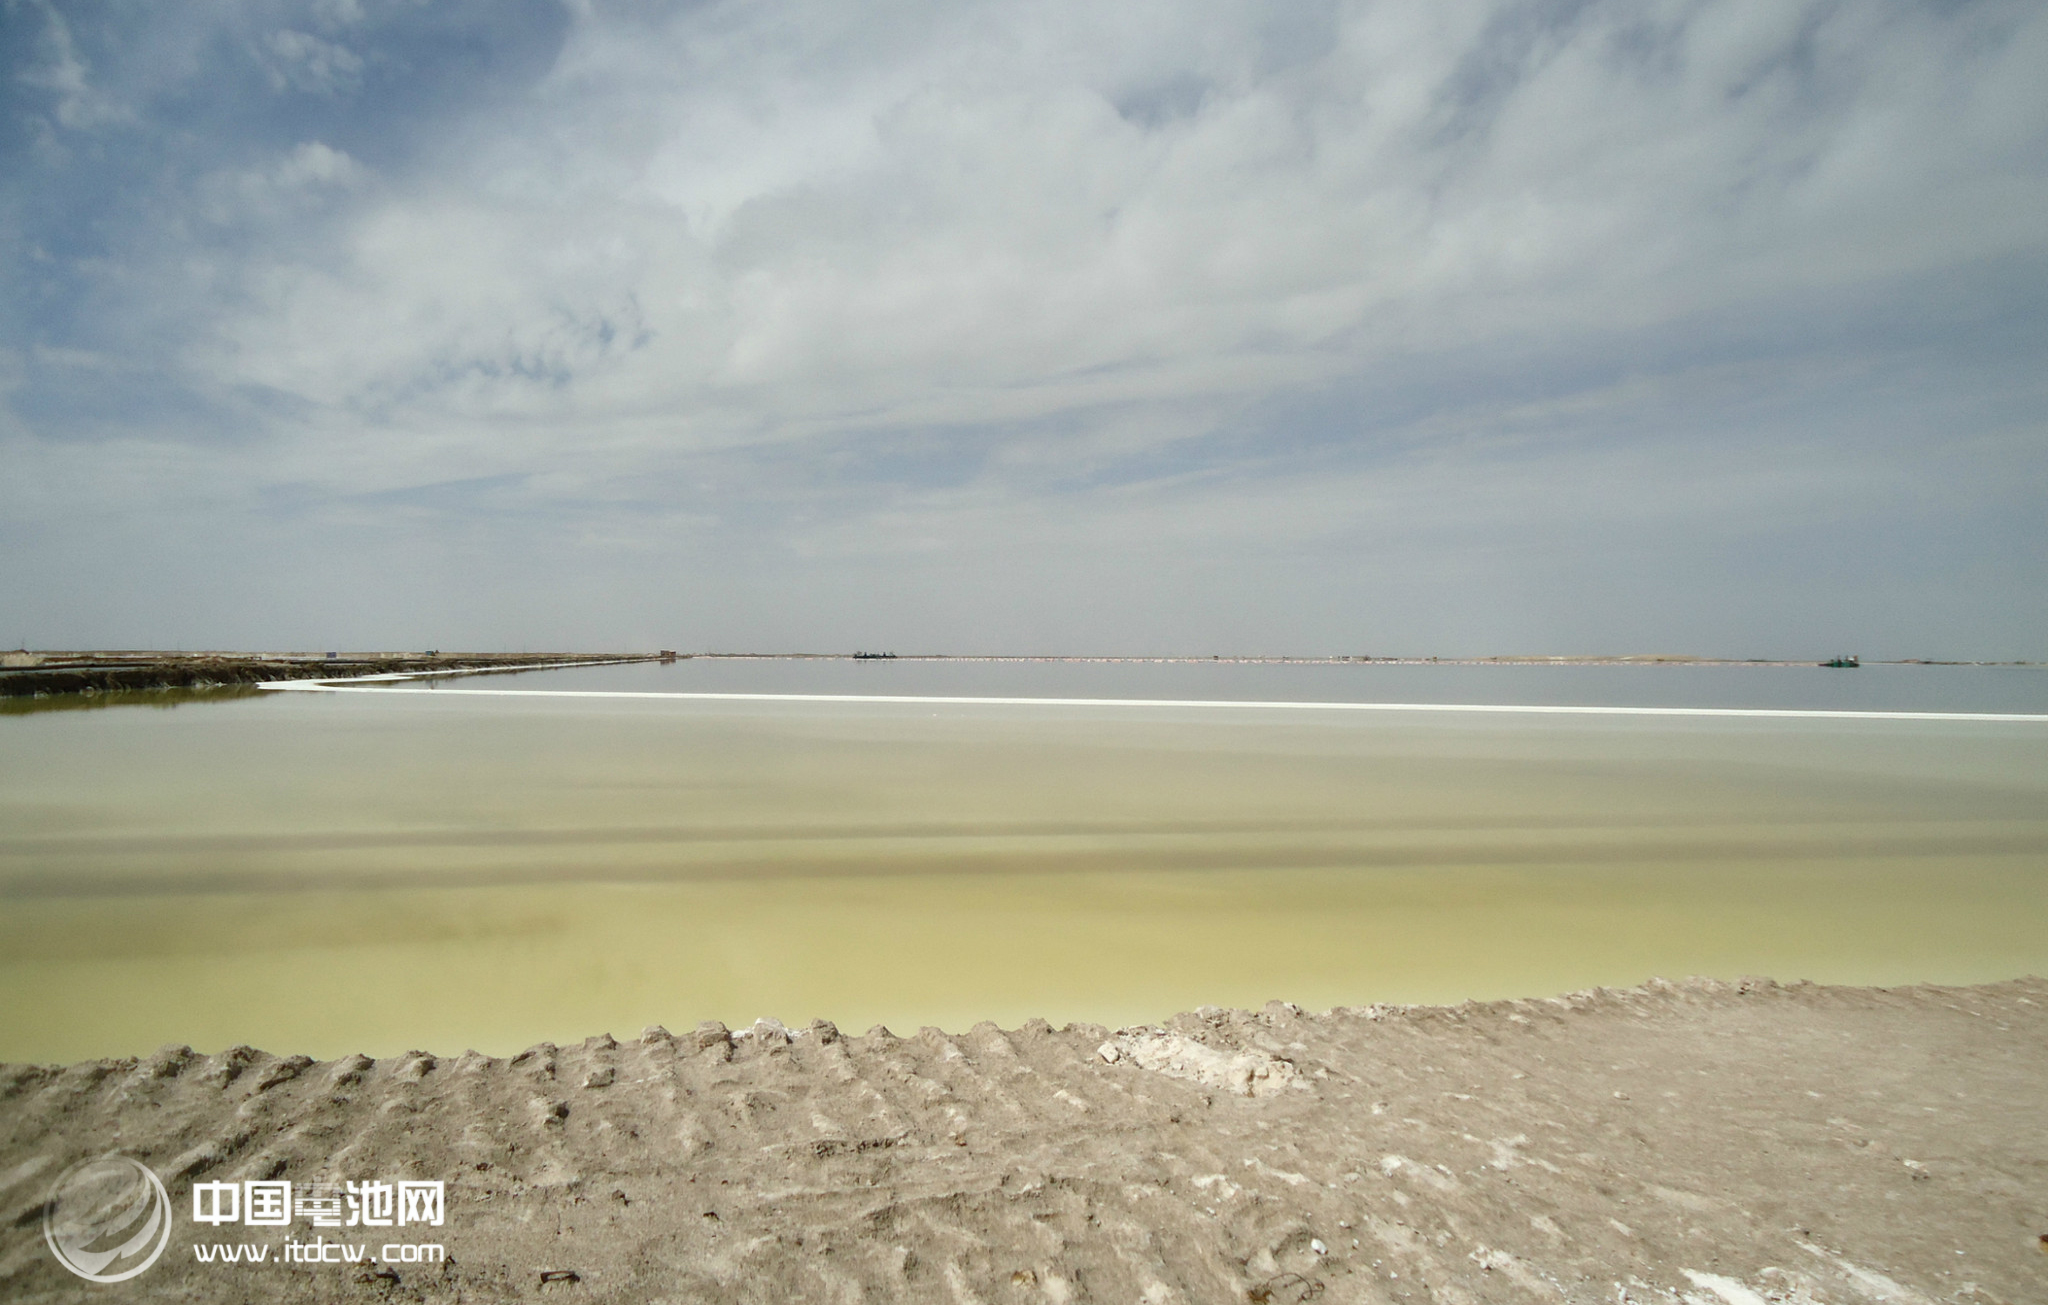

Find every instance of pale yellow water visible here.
[2,690,2044,1061]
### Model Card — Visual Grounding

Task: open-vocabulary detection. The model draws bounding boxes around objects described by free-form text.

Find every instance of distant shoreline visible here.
[2,649,2038,700]
[0,651,669,700]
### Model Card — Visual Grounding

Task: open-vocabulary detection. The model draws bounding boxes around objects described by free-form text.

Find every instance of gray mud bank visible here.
[3,977,2044,1303]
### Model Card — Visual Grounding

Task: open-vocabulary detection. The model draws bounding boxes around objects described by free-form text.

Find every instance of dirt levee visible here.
[2,977,2043,1302]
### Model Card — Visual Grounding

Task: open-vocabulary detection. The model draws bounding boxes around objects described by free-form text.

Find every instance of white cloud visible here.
[5,1,2046,653]
[163,0,2044,458]
[196,141,367,229]
[262,28,366,96]
[15,0,129,130]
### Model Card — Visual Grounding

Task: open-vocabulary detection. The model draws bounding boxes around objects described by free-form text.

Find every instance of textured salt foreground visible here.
[3,979,2044,1304]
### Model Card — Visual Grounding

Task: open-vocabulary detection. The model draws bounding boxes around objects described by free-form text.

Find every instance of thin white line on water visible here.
[256,682,2048,722]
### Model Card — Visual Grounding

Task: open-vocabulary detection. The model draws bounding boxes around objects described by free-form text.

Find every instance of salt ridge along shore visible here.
[3,977,2043,1303]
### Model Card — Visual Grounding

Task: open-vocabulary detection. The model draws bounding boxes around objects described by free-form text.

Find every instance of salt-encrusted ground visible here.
[3,977,2044,1304]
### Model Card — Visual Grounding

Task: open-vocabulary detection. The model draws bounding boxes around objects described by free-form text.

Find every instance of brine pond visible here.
[3,658,2045,1063]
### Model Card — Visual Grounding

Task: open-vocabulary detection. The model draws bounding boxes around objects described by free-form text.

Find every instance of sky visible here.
[2,0,2043,658]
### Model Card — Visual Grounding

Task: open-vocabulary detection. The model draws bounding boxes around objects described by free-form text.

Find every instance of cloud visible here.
[12,0,130,131]
[1,0,2044,654]
[163,3,2045,432]
[261,28,366,96]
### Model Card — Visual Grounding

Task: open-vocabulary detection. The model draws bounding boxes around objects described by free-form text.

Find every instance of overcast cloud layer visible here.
[3,0,2044,656]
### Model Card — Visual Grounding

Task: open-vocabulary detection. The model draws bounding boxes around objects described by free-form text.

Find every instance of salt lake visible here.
[2,658,2043,1062]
